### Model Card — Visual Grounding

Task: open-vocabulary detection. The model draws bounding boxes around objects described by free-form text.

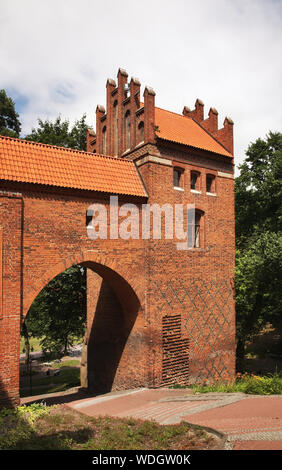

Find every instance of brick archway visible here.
[0,185,148,408]
[22,251,146,397]
[24,250,144,317]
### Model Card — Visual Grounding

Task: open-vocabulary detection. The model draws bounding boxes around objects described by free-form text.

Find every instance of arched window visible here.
[125,111,130,150]
[138,121,144,144]
[113,101,118,157]
[102,126,107,154]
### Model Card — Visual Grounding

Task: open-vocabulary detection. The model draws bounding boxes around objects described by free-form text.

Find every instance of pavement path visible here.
[64,387,282,451]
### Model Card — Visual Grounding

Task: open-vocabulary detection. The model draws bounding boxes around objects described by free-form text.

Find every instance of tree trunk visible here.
[236,338,245,372]
[63,336,69,356]
[22,321,30,374]
[80,332,88,389]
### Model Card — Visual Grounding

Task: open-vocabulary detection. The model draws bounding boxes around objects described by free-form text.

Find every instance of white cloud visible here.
[1,0,282,171]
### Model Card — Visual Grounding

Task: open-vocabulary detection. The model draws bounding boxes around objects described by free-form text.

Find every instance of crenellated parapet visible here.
[87,68,234,157]
[182,99,234,155]
[87,68,155,157]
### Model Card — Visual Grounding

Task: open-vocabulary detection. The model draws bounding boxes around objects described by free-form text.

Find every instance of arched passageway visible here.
[21,257,146,399]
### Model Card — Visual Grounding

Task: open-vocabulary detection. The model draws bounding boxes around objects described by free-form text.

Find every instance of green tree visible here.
[235,132,282,368]
[25,114,89,150]
[25,266,86,357]
[235,233,282,368]
[0,89,21,137]
[235,131,282,247]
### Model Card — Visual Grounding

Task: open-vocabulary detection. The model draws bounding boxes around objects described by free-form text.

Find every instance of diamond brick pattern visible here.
[154,278,233,382]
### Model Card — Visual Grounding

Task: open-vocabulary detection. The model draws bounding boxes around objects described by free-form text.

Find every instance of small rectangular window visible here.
[190,171,200,191]
[173,168,183,189]
[188,209,202,248]
[174,169,181,187]
[86,209,94,228]
[194,212,201,248]
[206,174,216,193]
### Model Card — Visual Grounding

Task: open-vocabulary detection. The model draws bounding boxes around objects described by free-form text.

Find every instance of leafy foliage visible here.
[235,131,282,246]
[25,114,89,150]
[235,132,282,365]
[0,403,51,449]
[190,372,282,395]
[25,266,86,356]
[0,89,21,137]
[235,232,282,342]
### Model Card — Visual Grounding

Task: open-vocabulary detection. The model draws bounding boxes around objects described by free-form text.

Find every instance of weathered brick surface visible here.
[0,70,236,407]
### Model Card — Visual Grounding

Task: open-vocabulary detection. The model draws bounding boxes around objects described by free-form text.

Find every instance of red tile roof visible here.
[154,106,232,157]
[0,136,147,197]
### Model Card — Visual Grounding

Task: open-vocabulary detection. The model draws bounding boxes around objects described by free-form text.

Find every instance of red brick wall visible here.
[0,191,22,407]
[135,142,236,386]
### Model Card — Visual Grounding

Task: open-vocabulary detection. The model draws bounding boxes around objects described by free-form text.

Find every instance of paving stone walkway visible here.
[65,388,282,451]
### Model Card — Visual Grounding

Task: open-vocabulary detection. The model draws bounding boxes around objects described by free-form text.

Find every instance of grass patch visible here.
[20,362,80,397]
[0,405,222,450]
[20,336,83,355]
[21,365,80,388]
[20,336,42,354]
[186,372,282,395]
[0,403,50,449]
[52,359,80,369]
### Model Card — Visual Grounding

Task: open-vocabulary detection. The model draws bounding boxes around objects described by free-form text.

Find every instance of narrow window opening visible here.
[194,212,201,248]
[86,209,94,228]
[190,171,200,191]
[125,111,130,150]
[206,174,216,193]
[102,126,107,154]
[173,169,181,188]
[188,209,203,248]
[173,167,184,189]
[138,121,144,143]
[114,101,118,156]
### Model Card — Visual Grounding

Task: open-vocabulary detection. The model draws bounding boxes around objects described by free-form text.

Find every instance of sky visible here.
[1,0,282,172]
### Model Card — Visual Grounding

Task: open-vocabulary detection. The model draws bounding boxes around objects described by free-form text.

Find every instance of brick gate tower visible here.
[0,68,235,407]
[86,68,236,387]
